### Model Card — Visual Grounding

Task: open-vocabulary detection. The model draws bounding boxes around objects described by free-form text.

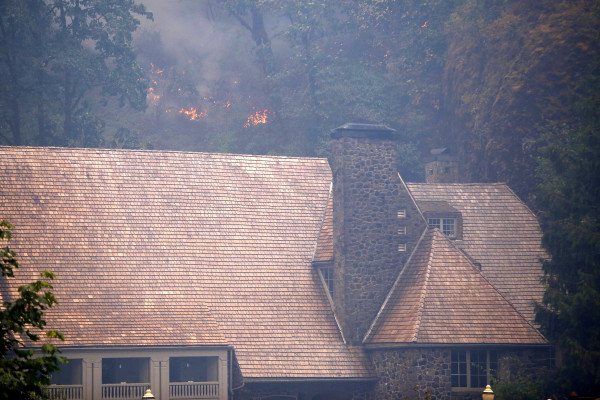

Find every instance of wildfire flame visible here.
[244,109,269,127]
[179,107,207,121]
[150,62,164,75]
[147,87,160,106]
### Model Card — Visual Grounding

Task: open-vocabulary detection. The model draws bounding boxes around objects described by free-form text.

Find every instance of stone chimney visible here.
[330,123,425,344]
[425,148,459,183]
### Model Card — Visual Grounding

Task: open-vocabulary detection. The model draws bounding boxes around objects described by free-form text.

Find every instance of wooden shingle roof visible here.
[365,229,546,345]
[312,192,333,263]
[407,183,547,323]
[0,146,373,380]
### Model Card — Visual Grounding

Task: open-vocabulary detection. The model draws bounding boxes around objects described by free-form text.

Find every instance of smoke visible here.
[135,0,256,96]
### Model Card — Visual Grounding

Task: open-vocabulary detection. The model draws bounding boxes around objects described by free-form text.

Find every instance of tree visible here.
[0,221,65,399]
[535,117,600,394]
[0,0,152,147]
[442,0,600,202]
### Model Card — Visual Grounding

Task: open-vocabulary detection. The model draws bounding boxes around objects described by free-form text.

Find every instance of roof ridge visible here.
[438,231,547,343]
[412,228,435,343]
[362,227,429,343]
[400,172,428,225]
[311,183,333,263]
[0,145,329,162]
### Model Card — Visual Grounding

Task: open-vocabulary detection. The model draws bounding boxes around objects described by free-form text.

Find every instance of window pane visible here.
[451,350,467,387]
[51,359,83,385]
[321,267,334,297]
[470,350,487,388]
[170,357,219,382]
[442,218,456,236]
[102,358,150,384]
[428,218,441,229]
[489,351,498,381]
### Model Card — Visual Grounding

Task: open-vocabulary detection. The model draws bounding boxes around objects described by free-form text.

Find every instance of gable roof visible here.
[407,183,547,323]
[365,228,546,345]
[0,146,373,380]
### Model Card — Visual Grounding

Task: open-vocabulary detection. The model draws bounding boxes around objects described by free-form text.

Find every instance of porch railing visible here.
[46,385,84,400]
[169,381,220,399]
[102,383,150,399]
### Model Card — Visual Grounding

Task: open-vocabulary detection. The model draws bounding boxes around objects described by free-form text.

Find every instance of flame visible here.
[421,21,428,28]
[179,107,207,121]
[224,101,231,108]
[147,87,160,106]
[150,63,164,75]
[244,109,269,127]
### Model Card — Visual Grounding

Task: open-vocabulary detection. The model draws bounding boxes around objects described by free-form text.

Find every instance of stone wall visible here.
[368,346,554,400]
[369,347,452,400]
[425,160,459,183]
[330,125,426,344]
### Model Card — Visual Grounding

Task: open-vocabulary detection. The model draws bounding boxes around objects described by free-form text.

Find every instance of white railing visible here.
[102,383,150,399]
[169,382,220,399]
[46,385,84,400]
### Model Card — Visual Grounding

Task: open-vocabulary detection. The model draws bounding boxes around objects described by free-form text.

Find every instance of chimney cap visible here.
[331,123,397,140]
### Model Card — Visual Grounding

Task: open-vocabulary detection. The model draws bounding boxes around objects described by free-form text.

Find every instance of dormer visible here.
[418,200,463,240]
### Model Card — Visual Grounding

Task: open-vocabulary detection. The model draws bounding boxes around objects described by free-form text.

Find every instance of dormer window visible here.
[418,201,463,240]
[428,218,456,238]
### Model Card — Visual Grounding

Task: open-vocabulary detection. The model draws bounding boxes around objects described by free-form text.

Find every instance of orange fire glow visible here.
[244,109,269,127]
[179,107,207,121]
[150,63,164,75]
[147,87,160,106]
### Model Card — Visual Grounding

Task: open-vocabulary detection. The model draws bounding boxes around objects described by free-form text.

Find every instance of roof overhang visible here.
[363,342,551,350]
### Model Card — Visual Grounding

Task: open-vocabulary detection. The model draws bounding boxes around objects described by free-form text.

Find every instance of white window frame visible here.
[428,217,456,238]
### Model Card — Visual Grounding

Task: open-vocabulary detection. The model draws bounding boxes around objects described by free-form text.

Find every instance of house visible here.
[0,124,552,400]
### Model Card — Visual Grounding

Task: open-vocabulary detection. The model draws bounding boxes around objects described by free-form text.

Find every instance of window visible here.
[170,357,218,382]
[397,208,406,218]
[451,350,497,389]
[320,267,334,298]
[398,226,407,235]
[428,218,456,238]
[51,359,82,385]
[102,358,150,384]
[398,243,406,252]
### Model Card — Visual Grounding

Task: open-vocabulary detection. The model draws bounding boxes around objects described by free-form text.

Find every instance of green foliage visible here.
[492,356,547,400]
[0,221,66,400]
[535,119,600,394]
[0,0,152,147]
[443,0,600,201]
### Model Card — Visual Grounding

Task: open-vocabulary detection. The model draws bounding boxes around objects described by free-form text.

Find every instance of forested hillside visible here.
[1,0,599,395]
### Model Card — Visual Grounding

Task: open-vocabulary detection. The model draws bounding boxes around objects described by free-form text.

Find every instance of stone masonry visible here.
[367,346,553,400]
[330,124,426,345]
[369,348,452,400]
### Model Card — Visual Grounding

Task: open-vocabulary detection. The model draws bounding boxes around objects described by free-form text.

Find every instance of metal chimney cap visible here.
[331,123,398,140]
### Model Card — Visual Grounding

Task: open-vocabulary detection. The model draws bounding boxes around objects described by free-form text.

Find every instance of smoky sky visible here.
[136,1,257,95]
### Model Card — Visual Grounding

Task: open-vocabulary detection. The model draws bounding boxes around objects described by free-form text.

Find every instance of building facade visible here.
[0,124,550,400]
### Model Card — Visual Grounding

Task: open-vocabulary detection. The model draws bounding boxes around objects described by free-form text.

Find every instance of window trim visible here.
[451,349,497,390]
[428,217,457,238]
